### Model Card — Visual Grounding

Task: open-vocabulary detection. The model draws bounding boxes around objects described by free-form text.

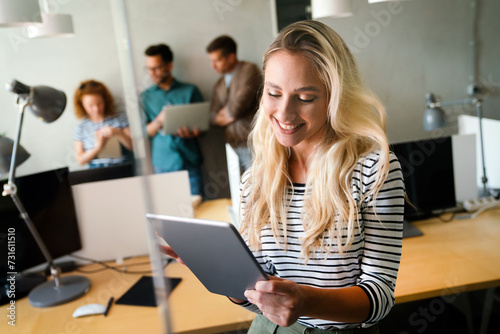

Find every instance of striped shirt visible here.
[74,113,129,152]
[238,152,405,330]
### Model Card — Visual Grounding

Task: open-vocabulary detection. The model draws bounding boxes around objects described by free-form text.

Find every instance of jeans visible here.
[89,157,127,169]
[248,314,380,334]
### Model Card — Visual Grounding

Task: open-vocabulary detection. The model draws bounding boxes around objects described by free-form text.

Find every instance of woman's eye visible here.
[268,91,281,98]
[298,97,315,103]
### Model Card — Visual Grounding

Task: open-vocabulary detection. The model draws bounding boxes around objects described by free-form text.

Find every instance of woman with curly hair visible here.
[73,79,132,168]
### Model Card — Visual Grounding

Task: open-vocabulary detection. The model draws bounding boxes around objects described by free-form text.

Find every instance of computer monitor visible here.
[392,137,456,221]
[68,162,135,186]
[0,167,82,280]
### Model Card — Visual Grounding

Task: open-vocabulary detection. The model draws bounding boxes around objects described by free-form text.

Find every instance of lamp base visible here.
[28,275,90,308]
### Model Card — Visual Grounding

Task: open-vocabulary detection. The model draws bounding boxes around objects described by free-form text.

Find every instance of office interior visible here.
[1,0,499,333]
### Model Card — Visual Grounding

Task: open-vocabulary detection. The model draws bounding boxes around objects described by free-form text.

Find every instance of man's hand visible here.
[176,126,200,138]
[214,106,235,127]
[155,110,166,124]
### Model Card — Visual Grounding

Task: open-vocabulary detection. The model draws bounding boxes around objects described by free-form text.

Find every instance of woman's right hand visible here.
[159,245,185,265]
[94,131,107,150]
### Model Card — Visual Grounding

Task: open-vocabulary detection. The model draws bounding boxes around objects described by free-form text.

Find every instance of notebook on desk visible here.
[116,276,181,307]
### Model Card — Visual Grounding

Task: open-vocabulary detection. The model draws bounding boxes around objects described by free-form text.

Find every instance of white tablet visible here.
[146,213,268,300]
[161,102,210,135]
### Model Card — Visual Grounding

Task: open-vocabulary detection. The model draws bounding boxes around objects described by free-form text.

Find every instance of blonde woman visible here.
[232,20,405,333]
[163,20,404,333]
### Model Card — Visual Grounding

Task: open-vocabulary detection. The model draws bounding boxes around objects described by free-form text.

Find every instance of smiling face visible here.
[263,51,329,155]
[81,94,106,122]
[146,54,172,86]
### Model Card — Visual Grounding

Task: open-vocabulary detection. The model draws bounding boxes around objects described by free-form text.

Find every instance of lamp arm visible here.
[475,101,489,195]
[7,98,29,184]
[428,98,478,109]
[2,97,60,285]
[424,93,489,195]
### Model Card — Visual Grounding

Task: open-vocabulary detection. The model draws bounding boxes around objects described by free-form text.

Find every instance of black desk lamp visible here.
[0,136,30,176]
[423,93,489,196]
[1,79,90,307]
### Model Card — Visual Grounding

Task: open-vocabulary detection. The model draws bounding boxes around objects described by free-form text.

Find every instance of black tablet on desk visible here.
[146,214,268,300]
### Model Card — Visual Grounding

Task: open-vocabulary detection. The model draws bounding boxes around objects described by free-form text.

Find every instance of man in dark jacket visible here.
[206,35,262,174]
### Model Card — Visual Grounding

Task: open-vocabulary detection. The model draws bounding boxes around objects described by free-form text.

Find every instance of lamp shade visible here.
[423,106,446,131]
[423,92,446,131]
[311,0,353,19]
[0,0,42,27]
[0,135,30,175]
[27,13,74,38]
[6,79,67,123]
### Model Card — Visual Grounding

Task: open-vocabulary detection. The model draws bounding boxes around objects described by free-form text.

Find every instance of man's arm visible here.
[140,92,164,137]
[146,111,165,137]
[209,77,225,126]
[225,62,262,120]
[214,106,235,127]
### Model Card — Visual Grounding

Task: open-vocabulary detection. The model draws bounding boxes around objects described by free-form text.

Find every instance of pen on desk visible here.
[104,297,114,317]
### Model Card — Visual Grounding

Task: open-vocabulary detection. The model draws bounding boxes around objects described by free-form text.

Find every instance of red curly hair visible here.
[73,80,116,119]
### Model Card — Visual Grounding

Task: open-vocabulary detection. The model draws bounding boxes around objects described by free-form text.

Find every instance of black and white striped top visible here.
[238,152,405,330]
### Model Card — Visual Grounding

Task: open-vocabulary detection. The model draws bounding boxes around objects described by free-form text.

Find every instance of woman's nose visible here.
[276,97,295,120]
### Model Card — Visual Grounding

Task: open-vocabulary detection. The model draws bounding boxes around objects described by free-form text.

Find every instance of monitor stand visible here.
[402,220,423,238]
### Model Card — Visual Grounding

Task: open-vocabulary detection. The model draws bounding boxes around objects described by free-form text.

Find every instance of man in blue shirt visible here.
[140,44,204,196]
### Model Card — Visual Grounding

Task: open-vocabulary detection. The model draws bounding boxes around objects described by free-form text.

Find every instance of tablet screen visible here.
[146,214,268,300]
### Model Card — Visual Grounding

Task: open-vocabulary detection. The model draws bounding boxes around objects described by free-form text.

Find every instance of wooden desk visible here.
[199,200,500,305]
[2,200,499,334]
[0,258,254,334]
[395,209,500,303]
[0,198,253,334]
[194,198,233,222]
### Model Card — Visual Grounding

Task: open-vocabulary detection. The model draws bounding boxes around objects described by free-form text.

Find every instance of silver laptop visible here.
[161,102,210,135]
[146,213,268,300]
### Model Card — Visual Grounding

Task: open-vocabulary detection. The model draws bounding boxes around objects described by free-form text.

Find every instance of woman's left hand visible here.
[97,126,115,138]
[244,276,305,327]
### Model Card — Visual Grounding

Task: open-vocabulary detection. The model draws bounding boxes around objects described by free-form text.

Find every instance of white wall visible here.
[1,0,498,192]
[321,0,500,143]
[124,0,274,101]
[0,0,122,177]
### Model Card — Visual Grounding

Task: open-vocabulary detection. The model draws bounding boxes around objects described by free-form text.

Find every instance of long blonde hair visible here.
[241,20,390,260]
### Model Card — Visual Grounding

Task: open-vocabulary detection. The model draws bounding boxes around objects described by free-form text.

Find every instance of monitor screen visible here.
[392,137,456,221]
[0,167,82,274]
